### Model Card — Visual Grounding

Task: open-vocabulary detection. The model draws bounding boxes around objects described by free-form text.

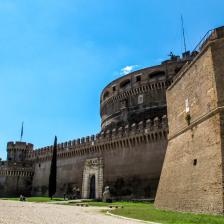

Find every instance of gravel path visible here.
[0,200,146,224]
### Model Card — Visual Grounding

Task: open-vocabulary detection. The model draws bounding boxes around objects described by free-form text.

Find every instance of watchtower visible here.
[7,141,33,162]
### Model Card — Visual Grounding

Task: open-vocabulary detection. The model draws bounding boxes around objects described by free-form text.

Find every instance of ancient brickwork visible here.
[0,142,34,197]
[155,26,224,214]
[100,58,189,130]
[31,117,168,198]
[82,158,103,199]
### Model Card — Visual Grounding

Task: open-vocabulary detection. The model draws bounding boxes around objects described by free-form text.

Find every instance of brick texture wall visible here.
[155,33,224,214]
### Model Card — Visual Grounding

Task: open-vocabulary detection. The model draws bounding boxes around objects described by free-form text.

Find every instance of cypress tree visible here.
[48,136,57,199]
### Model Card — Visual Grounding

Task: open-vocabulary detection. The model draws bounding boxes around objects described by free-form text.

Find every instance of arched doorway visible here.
[82,158,103,199]
[89,175,96,199]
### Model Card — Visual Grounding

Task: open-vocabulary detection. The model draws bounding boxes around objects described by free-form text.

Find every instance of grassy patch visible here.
[1,197,64,202]
[109,202,224,224]
[68,201,224,224]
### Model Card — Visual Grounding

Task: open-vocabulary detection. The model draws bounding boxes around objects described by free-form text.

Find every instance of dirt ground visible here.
[0,200,144,224]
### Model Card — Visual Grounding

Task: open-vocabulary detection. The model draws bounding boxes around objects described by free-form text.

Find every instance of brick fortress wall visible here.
[155,26,224,214]
[30,116,168,199]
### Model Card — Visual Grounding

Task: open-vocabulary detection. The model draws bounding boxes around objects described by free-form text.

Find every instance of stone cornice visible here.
[101,80,171,109]
[168,106,224,141]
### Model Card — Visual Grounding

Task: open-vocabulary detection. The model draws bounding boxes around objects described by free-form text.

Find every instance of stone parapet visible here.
[28,115,168,161]
[7,141,33,151]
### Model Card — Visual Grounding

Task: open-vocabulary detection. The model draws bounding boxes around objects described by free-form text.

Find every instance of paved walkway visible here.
[0,200,152,224]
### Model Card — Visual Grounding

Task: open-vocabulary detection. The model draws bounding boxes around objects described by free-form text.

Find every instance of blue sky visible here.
[0,0,223,159]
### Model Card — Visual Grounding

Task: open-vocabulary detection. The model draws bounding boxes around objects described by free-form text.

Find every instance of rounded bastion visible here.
[100,56,188,130]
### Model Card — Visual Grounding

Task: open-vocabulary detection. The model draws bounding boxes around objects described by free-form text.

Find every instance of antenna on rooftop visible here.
[181,14,187,52]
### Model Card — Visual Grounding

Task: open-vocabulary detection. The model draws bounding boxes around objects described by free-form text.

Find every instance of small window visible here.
[112,86,116,91]
[149,71,165,80]
[136,76,141,82]
[120,79,131,89]
[193,159,197,166]
[103,91,110,100]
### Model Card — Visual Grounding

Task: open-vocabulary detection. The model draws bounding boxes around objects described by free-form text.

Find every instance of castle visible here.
[1,25,224,215]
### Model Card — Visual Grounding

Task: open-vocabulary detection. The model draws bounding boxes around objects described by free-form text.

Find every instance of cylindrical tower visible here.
[7,141,33,162]
[100,55,189,130]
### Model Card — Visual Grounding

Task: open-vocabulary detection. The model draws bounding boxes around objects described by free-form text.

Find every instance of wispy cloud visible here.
[120,65,139,75]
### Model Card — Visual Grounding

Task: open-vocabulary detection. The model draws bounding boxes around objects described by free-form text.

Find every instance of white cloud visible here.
[120,65,139,75]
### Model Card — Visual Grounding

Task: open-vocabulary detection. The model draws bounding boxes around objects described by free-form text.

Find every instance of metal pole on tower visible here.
[181,15,187,53]
[20,122,24,141]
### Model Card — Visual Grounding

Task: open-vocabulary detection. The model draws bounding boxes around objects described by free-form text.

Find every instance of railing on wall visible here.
[192,29,213,53]
[193,26,224,53]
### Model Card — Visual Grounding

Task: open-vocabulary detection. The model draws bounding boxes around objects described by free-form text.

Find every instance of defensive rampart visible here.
[31,116,168,198]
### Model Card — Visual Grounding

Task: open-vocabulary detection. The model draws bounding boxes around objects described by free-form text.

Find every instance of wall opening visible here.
[136,75,141,82]
[120,79,131,90]
[89,175,96,199]
[149,71,165,80]
[82,158,103,199]
[193,159,197,166]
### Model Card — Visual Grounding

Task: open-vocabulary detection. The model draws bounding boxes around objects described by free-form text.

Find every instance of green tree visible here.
[48,136,57,199]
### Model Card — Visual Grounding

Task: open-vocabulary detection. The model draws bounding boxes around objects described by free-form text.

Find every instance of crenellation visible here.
[72,139,76,146]
[63,142,68,148]
[90,135,95,141]
[85,136,89,143]
[162,115,168,127]
[81,137,85,144]
[118,126,123,137]
[153,117,160,128]
[27,117,168,163]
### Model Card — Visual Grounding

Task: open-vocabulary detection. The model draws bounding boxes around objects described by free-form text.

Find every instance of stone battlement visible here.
[28,115,168,161]
[7,141,33,151]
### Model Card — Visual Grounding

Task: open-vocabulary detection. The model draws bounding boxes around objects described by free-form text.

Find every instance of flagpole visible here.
[20,122,24,141]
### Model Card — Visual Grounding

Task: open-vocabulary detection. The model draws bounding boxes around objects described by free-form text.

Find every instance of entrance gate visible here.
[89,175,96,199]
[81,158,103,199]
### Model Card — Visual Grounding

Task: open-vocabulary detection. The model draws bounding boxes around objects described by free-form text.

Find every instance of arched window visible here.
[149,71,165,81]
[120,79,131,90]
[136,75,141,82]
